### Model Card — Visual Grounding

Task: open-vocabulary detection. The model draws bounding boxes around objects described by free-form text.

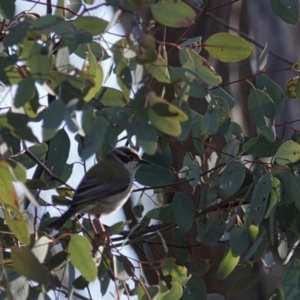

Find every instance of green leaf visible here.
[145,56,171,83]
[210,88,235,109]
[136,163,175,186]
[228,274,259,297]
[196,216,225,246]
[71,16,108,35]
[184,274,206,300]
[147,92,188,136]
[33,15,64,33]
[94,87,127,106]
[161,257,191,285]
[42,99,65,141]
[137,34,157,64]
[172,193,194,232]
[45,128,70,178]
[28,43,52,82]
[15,144,48,169]
[74,42,110,61]
[78,116,110,160]
[247,88,275,142]
[271,0,299,24]
[47,251,68,271]
[247,173,272,226]
[11,247,50,285]
[273,166,300,206]
[203,97,230,135]
[127,118,158,155]
[3,20,30,47]
[217,248,239,280]
[242,136,281,157]
[219,161,245,198]
[160,281,183,300]
[256,74,284,115]
[84,52,104,102]
[179,48,222,86]
[146,204,174,223]
[0,161,18,207]
[73,276,89,290]
[0,0,15,19]
[151,0,196,28]
[265,177,281,218]
[4,204,29,246]
[14,75,36,108]
[283,259,300,298]
[275,140,300,165]
[180,151,201,187]
[229,227,249,256]
[172,229,190,264]
[204,33,252,62]
[68,235,97,282]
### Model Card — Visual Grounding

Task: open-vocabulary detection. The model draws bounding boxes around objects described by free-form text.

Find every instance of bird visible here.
[47,147,149,230]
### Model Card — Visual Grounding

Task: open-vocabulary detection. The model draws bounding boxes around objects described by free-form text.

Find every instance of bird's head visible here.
[107,147,149,173]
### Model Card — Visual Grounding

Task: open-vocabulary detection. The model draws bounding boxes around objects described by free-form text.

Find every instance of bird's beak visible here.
[139,159,150,165]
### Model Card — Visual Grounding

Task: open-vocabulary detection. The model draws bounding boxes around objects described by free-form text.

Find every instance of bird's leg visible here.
[89,214,107,243]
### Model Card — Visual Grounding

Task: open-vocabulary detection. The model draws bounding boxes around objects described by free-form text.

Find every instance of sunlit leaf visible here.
[83,52,103,102]
[4,204,29,245]
[204,33,253,62]
[161,257,191,285]
[179,48,222,86]
[147,92,188,136]
[71,16,108,35]
[151,0,196,28]
[145,56,171,83]
[217,248,239,280]
[275,140,300,165]
[68,235,97,282]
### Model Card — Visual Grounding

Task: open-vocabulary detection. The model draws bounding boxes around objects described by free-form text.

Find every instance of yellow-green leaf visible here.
[275,140,300,165]
[4,204,29,245]
[0,160,18,207]
[145,56,170,83]
[217,248,240,280]
[68,235,97,282]
[179,48,222,85]
[151,0,196,28]
[148,92,187,121]
[204,33,253,62]
[83,52,103,102]
[147,92,188,136]
[71,16,108,35]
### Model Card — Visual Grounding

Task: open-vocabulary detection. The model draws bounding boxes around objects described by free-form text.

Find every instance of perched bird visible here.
[47,147,149,230]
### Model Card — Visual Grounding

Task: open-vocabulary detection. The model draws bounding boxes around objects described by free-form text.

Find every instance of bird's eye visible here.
[128,154,135,160]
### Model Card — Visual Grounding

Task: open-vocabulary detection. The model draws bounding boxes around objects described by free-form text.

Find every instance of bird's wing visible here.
[69,162,131,205]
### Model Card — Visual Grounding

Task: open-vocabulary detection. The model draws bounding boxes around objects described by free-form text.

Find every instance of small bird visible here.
[47,147,149,230]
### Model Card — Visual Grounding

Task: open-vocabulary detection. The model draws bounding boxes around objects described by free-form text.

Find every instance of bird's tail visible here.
[47,208,75,230]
